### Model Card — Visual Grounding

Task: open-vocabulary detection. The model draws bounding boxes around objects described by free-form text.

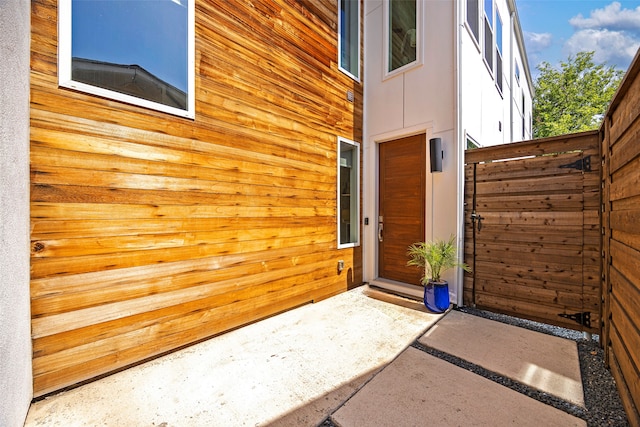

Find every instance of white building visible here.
[361,0,533,303]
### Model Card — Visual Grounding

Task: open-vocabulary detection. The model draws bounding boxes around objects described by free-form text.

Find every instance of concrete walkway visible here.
[25,286,586,426]
[334,309,585,427]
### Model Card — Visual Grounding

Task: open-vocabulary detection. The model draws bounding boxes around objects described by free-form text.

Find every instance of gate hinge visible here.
[558,311,591,328]
[560,156,591,172]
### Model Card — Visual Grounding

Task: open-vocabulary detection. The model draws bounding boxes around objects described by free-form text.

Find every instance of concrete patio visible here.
[25,286,586,426]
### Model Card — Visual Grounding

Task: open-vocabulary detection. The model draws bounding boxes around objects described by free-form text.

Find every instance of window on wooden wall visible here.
[466,0,479,44]
[385,0,421,77]
[338,138,360,248]
[339,0,360,80]
[483,0,493,74]
[58,0,195,118]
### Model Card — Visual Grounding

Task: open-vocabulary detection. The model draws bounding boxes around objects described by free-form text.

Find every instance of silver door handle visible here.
[378,223,383,242]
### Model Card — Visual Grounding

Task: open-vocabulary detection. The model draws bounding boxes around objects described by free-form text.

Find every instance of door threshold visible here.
[369,278,423,300]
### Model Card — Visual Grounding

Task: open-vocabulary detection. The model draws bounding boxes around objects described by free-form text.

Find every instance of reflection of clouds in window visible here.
[389,0,417,72]
[72,0,187,92]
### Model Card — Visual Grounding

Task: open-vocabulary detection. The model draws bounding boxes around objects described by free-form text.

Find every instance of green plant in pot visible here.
[407,235,470,313]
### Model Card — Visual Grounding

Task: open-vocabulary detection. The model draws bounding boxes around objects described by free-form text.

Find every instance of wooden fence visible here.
[602,50,640,426]
[464,132,601,333]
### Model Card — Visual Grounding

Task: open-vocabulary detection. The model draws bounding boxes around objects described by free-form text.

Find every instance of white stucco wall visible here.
[1,1,33,426]
[363,0,458,299]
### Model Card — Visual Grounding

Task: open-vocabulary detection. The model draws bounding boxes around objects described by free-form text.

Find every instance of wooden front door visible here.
[378,135,426,285]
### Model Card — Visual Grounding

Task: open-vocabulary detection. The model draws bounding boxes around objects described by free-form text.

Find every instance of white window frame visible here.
[338,0,361,81]
[383,0,423,79]
[58,0,196,119]
[337,137,361,249]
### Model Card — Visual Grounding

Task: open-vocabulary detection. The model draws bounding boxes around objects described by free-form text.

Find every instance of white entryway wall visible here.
[363,0,461,302]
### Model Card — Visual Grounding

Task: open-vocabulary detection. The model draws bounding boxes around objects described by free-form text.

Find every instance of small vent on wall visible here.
[346,90,354,103]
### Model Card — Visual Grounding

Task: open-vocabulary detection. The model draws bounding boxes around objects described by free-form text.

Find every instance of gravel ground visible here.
[322,307,629,427]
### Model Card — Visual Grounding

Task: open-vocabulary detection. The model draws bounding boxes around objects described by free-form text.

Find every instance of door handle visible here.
[378,223,383,242]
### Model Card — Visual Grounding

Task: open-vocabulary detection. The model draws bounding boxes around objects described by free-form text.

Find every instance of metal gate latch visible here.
[471,213,484,231]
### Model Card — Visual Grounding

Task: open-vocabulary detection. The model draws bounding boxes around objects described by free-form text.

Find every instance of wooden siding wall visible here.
[30,0,362,397]
[464,132,601,333]
[602,51,640,425]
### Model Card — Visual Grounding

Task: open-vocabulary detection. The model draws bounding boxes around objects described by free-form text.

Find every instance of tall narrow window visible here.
[59,0,195,118]
[483,0,493,73]
[495,12,503,93]
[515,61,521,85]
[339,0,360,80]
[388,0,418,73]
[338,138,360,248]
[522,93,526,139]
[466,0,479,43]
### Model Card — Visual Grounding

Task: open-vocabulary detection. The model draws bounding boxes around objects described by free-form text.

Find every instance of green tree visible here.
[533,51,624,139]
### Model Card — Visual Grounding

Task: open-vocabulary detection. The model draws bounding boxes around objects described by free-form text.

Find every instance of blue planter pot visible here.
[423,281,450,313]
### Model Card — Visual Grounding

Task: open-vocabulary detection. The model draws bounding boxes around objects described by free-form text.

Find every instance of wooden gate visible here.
[464,132,601,334]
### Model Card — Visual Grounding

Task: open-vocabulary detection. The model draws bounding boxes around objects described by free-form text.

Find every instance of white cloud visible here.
[565,2,640,69]
[524,31,553,53]
[565,28,640,68]
[569,2,640,31]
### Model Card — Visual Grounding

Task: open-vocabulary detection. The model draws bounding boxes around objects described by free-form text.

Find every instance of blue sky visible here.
[516,0,640,77]
[73,0,188,91]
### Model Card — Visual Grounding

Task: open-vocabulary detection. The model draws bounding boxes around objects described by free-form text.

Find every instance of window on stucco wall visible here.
[386,0,421,76]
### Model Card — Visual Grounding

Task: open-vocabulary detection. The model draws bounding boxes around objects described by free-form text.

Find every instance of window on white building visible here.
[466,0,480,44]
[339,0,360,80]
[466,136,480,150]
[483,0,493,73]
[58,0,195,118]
[338,138,360,248]
[387,0,419,74]
[495,11,503,93]
[522,93,526,139]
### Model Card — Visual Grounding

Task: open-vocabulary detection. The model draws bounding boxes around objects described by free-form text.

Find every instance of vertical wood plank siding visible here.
[464,132,601,333]
[30,0,363,397]
[602,51,640,426]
